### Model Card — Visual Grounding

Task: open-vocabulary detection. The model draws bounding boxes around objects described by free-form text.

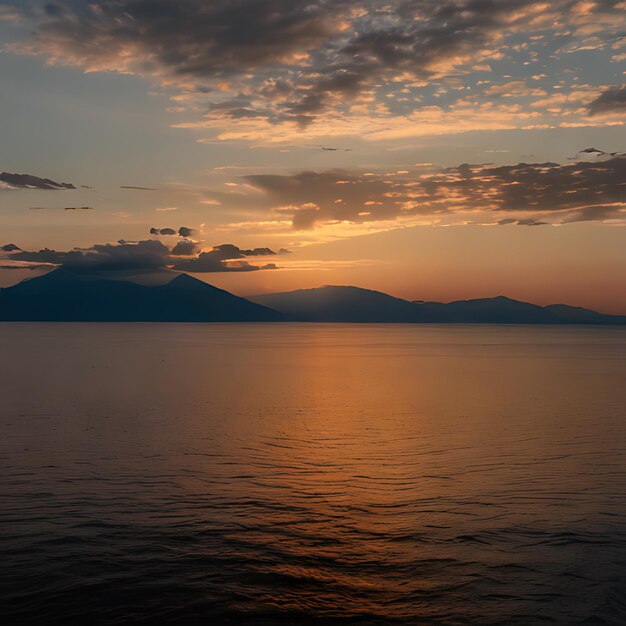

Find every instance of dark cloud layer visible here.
[19,0,349,126]
[0,172,75,190]
[589,85,626,116]
[9,0,624,127]
[171,239,199,256]
[33,0,346,77]
[172,243,278,272]
[246,154,626,228]
[1,239,284,273]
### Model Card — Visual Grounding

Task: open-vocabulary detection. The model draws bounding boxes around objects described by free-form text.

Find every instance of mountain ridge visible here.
[0,268,283,322]
[250,285,626,325]
[1,270,624,324]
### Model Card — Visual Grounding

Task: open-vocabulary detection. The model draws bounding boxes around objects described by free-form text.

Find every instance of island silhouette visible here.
[1,268,624,324]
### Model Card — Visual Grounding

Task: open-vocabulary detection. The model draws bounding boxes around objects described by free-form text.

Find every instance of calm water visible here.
[1,324,626,625]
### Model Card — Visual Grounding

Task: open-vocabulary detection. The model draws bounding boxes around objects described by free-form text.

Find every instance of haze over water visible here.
[2,323,626,625]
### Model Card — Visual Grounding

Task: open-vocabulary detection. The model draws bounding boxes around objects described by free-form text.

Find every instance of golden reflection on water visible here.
[2,323,626,624]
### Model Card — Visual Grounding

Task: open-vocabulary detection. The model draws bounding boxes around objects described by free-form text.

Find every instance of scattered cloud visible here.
[1,238,284,273]
[178,226,195,238]
[149,226,196,237]
[0,172,75,190]
[5,0,625,142]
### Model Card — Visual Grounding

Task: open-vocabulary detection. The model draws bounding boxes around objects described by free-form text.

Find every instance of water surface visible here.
[1,323,626,624]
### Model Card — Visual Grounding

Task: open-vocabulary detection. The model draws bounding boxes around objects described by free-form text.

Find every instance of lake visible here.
[1,323,626,625]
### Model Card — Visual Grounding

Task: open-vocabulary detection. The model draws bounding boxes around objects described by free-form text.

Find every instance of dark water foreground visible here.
[1,323,626,625]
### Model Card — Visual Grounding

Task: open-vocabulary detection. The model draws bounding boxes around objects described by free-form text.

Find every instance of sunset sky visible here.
[1,0,625,311]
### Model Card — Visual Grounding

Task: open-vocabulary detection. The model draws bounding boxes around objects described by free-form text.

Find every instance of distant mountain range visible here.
[251,286,626,325]
[1,269,625,325]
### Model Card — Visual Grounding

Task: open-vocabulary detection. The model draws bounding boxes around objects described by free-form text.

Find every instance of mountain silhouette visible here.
[413,295,558,324]
[249,285,419,322]
[1,272,625,324]
[0,269,283,322]
[251,286,626,325]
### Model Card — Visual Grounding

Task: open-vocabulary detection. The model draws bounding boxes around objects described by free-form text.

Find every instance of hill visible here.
[2,272,625,324]
[251,287,626,325]
[250,285,419,322]
[0,269,283,322]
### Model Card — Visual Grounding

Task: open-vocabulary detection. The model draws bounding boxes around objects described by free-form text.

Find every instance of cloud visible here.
[150,227,177,236]
[0,263,53,271]
[121,185,156,191]
[1,238,282,273]
[171,243,280,272]
[562,204,626,223]
[244,154,626,229]
[498,218,549,226]
[578,147,608,156]
[6,0,625,140]
[4,247,71,265]
[65,240,171,271]
[25,205,94,211]
[149,226,196,237]
[172,243,273,270]
[178,226,195,238]
[171,239,198,256]
[0,172,75,190]
[239,247,277,256]
[0,5,19,21]
[588,85,626,116]
[12,0,349,113]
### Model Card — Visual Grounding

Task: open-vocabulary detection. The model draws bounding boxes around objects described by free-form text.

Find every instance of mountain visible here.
[414,295,559,324]
[545,303,626,326]
[251,286,626,325]
[2,272,625,324]
[250,285,419,322]
[0,269,284,322]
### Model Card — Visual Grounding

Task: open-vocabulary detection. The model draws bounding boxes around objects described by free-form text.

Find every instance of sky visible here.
[0,0,625,312]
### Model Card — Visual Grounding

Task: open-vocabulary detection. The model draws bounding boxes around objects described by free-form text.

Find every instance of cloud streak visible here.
[244,154,626,229]
[0,172,76,190]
